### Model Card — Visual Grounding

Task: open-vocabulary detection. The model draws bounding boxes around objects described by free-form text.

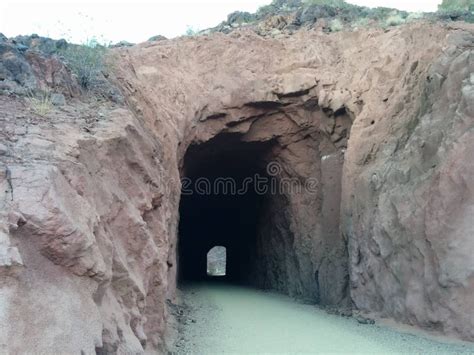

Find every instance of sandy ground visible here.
[173,283,474,354]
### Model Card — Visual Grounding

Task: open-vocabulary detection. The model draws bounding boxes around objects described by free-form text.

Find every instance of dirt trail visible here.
[175,283,474,354]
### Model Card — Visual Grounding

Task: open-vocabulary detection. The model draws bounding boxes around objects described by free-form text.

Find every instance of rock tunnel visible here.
[177,100,352,306]
[178,133,275,284]
[1,19,474,354]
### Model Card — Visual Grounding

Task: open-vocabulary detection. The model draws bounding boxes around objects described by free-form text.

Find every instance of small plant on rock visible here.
[303,0,348,7]
[27,90,53,117]
[329,18,344,31]
[60,39,106,90]
[406,12,424,22]
[185,26,199,36]
[384,14,406,27]
[352,17,370,29]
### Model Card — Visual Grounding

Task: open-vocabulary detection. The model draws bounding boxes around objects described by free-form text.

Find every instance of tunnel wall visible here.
[248,137,349,304]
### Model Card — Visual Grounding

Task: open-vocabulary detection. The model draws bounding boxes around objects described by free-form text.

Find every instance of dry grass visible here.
[27,91,53,117]
[329,18,344,32]
[384,14,406,27]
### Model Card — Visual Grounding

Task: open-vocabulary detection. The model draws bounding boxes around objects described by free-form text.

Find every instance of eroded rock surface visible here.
[0,21,473,353]
[343,26,474,340]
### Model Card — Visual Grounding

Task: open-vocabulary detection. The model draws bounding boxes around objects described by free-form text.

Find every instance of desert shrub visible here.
[27,90,53,116]
[438,0,473,11]
[272,0,304,9]
[227,11,255,24]
[335,5,363,21]
[368,7,399,20]
[303,0,347,7]
[351,17,370,29]
[256,4,278,18]
[384,14,406,27]
[437,0,474,22]
[406,12,424,22]
[185,26,199,36]
[255,0,302,17]
[60,39,106,90]
[256,0,357,19]
[271,0,303,12]
[437,9,474,20]
[329,18,344,31]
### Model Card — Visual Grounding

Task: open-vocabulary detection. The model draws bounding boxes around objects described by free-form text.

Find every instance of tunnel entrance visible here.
[178,133,274,284]
[177,106,351,305]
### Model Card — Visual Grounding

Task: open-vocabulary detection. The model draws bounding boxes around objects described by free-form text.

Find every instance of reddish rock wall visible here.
[0,22,473,353]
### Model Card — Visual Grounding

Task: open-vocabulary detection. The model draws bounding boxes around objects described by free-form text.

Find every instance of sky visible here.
[0,0,443,44]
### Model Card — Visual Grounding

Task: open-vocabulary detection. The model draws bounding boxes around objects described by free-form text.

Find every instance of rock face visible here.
[0,21,473,353]
[0,96,180,353]
[210,0,474,36]
[343,26,474,340]
[0,34,81,96]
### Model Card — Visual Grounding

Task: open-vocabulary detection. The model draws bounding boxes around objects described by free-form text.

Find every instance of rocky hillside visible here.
[208,0,474,36]
[0,3,473,354]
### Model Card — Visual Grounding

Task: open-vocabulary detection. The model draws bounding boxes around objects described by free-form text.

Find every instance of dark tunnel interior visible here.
[178,134,275,284]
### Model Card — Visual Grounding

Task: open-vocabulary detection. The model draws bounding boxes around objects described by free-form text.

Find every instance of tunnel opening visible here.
[177,104,352,305]
[178,133,275,285]
[207,246,226,277]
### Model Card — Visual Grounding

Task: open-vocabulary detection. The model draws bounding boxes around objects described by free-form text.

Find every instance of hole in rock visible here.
[178,133,275,285]
[207,246,226,277]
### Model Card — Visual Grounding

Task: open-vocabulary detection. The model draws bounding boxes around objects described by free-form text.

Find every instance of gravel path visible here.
[174,283,474,354]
